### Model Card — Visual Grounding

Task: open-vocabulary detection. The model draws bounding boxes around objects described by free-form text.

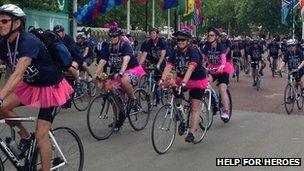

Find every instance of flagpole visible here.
[152,0,155,28]
[145,0,148,32]
[73,0,77,39]
[127,0,131,34]
[168,9,171,38]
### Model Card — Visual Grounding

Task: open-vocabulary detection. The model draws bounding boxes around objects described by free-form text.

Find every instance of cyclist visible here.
[248,39,266,86]
[161,29,208,143]
[202,27,233,121]
[93,26,145,129]
[243,36,252,74]
[267,37,281,74]
[0,4,73,170]
[230,36,244,77]
[279,39,304,94]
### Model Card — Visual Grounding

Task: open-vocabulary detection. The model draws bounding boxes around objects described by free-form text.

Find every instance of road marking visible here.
[264,93,284,98]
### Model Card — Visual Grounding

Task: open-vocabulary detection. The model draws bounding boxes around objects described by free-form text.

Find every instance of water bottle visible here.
[6,138,22,157]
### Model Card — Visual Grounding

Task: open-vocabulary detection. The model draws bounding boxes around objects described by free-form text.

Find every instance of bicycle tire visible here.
[202,94,214,130]
[236,64,240,82]
[151,104,176,154]
[0,159,3,171]
[284,83,295,114]
[72,81,92,111]
[88,82,97,97]
[32,127,84,171]
[296,86,304,110]
[193,100,209,144]
[87,94,117,140]
[0,126,15,163]
[128,88,151,131]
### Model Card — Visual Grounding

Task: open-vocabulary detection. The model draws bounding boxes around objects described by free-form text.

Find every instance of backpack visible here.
[29,28,72,71]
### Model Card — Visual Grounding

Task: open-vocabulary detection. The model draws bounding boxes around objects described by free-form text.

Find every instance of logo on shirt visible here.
[23,65,39,83]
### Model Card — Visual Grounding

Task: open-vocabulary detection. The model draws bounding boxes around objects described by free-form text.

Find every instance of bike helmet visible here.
[0,4,25,19]
[208,27,220,36]
[286,38,298,46]
[173,29,192,39]
[149,27,159,34]
[108,27,122,36]
[53,25,65,33]
[220,32,227,37]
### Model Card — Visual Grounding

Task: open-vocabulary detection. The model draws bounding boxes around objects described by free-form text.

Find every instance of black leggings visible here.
[37,107,56,123]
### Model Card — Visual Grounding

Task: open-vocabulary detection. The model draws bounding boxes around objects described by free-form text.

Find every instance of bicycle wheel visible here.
[222,89,233,123]
[72,80,92,111]
[193,100,209,144]
[128,88,151,131]
[88,82,97,97]
[33,127,84,171]
[138,74,148,89]
[296,86,304,110]
[0,159,3,171]
[0,125,15,163]
[284,83,295,114]
[202,95,214,130]
[236,64,240,82]
[160,89,171,105]
[87,94,117,140]
[151,104,176,154]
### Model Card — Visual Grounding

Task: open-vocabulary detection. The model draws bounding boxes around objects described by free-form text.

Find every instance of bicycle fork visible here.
[49,131,67,170]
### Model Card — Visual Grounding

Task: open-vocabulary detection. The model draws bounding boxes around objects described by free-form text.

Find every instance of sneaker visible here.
[221,110,230,122]
[18,138,31,157]
[252,81,257,87]
[128,98,138,111]
[178,122,186,136]
[185,132,194,143]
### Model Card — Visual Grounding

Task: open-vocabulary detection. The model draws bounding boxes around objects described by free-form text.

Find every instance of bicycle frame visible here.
[0,117,68,171]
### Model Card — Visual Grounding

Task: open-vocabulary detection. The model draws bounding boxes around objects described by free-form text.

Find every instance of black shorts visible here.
[37,107,56,123]
[251,61,262,69]
[296,68,304,82]
[173,88,205,101]
[210,73,230,86]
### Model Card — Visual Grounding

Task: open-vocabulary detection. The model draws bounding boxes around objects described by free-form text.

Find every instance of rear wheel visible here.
[284,83,295,114]
[72,80,92,111]
[296,86,304,110]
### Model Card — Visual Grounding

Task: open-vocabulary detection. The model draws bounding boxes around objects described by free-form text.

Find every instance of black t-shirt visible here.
[100,41,138,73]
[143,38,167,64]
[231,44,243,58]
[167,47,206,80]
[202,42,226,65]
[62,34,84,64]
[78,39,94,59]
[267,42,280,56]
[283,50,304,70]
[0,32,63,86]
[249,45,263,61]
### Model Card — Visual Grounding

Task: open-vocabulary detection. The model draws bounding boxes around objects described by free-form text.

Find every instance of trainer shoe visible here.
[185,132,194,143]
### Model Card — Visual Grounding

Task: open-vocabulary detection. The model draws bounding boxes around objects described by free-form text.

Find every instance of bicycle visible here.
[140,66,170,108]
[151,86,209,154]
[87,73,151,140]
[0,117,84,170]
[270,56,278,77]
[232,57,241,82]
[282,69,304,114]
[202,82,233,130]
[251,61,262,91]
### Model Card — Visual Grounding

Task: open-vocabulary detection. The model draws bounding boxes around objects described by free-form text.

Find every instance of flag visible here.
[281,0,299,25]
[300,0,304,20]
[163,0,178,11]
[136,0,147,5]
[179,0,186,15]
[184,0,195,17]
[193,0,203,25]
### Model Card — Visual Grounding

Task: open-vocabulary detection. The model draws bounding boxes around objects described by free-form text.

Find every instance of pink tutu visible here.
[176,77,209,89]
[13,79,73,108]
[125,65,145,78]
[208,62,234,75]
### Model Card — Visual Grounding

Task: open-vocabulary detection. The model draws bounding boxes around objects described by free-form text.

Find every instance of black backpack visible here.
[29,28,72,71]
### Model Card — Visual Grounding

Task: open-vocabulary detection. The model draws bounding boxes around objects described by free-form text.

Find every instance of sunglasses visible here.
[208,34,215,37]
[0,19,12,24]
[177,38,187,42]
[109,35,118,38]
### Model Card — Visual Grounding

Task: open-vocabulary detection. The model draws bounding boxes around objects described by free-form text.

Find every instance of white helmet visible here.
[286,38,298,46]
[0,4,26,18]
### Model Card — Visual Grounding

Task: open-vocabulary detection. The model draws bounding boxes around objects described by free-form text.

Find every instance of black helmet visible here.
[208,27,220,36]
[108,27,122,36]
[173,29,192,39]
[53,25,64,33]
[149,27,159,34]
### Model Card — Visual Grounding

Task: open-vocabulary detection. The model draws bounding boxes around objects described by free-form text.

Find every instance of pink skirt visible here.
[176,77,209,89]
[13,78,74,108]
[125,65,145,78]
[208,62,234,75]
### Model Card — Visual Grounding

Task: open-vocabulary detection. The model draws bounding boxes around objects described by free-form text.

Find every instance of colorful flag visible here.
[179,0,186,15]
[163,0,178,11]
[193,0,203,25]
[300,0,304,20]
[281,0,299,25]
[184,0,195,17]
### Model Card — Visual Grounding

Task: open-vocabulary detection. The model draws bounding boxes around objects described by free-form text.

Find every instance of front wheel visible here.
[296,86,304,110]
[284,83,295,114]
[193,100,209,144]
[72,80,92,111]
[128,88,151,131]
[151,104,176,154]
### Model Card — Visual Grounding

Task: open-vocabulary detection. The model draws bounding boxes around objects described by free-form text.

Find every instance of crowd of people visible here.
[0,3,303,171]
